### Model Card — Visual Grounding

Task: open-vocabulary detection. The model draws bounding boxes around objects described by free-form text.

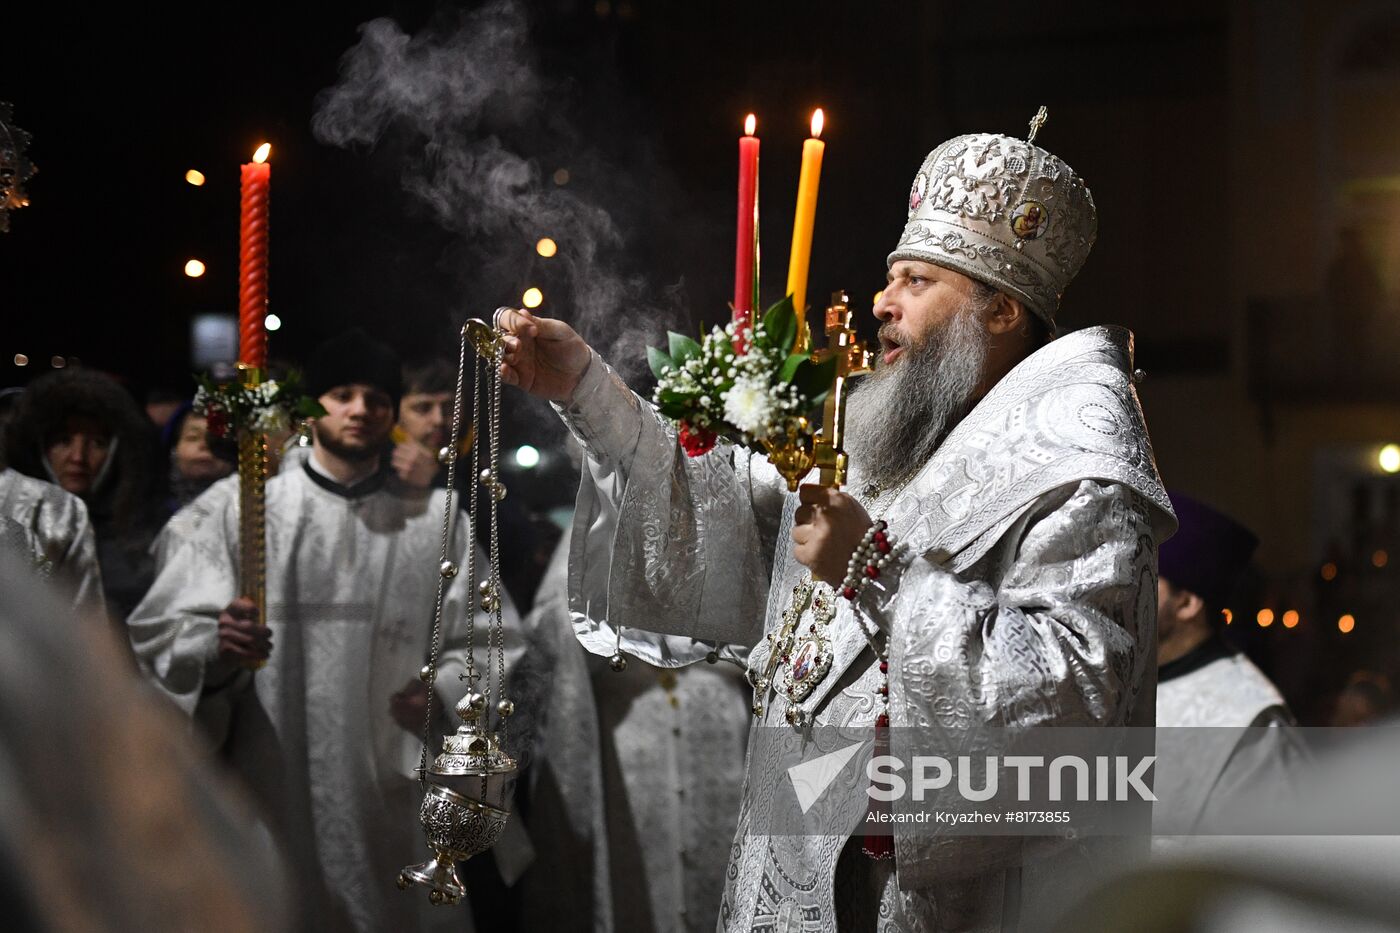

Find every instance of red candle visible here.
[238,143,271,370]
[733,114,759,351]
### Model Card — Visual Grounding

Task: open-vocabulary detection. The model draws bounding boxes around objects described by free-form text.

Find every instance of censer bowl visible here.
[397,783,512,905]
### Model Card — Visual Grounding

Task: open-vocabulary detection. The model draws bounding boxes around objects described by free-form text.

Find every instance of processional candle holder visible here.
[757,290,871,493]
[398,313,519,906]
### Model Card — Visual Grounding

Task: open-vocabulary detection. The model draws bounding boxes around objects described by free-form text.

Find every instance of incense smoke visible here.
[312,1,683,382]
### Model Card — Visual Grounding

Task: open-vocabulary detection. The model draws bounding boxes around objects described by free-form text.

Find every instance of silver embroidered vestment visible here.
[1154,652,1308,843]
[512,524,751,933]
[0,467,105,620]
[128,466,524,933]
[557,327,1175,932]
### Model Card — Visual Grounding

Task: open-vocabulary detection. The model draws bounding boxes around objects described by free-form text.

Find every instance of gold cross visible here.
[1027,106,1048,143]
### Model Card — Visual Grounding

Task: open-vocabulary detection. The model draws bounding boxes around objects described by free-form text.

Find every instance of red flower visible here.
[678,421,717,457]
[206,407,229,438]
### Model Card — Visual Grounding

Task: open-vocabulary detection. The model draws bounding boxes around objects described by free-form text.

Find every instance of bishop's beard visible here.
[844,297,993,491]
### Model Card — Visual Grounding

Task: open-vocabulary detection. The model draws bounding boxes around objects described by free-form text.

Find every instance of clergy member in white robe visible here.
[129,330,523,933]
[0,465,105,619]
[1153,491,1309,841]
[512,520,751,933]
[495,123,1177,931]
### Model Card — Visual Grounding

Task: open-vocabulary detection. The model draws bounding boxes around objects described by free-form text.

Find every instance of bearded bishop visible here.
[496,119,1176,931]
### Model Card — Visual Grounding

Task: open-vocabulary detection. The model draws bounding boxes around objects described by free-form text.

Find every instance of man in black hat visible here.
[128,330,523,933]
[1153,491,1307,842]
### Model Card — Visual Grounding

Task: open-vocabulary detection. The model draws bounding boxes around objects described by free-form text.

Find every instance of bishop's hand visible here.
[791,484,873,586]
[496,308,593,402]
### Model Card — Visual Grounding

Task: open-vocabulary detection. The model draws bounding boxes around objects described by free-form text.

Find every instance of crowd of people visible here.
[2,126,1398,933]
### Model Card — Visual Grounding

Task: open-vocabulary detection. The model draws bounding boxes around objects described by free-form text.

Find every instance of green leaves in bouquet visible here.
[668,331,703,365]
[647,345,676,380]
[758,295,798,354]
[295,395,328,419]
[791,355,838,409]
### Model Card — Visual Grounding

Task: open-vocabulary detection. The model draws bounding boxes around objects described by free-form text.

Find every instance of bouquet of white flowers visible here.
[193,371,325,439]
[648,297,836,458]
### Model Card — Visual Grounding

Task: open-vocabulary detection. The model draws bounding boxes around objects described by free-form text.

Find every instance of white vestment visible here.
[0,466,105,620]
[557,327,1176,932]
[513,524,751,933]
[1153,642,1309,841]
[128,461,523,933]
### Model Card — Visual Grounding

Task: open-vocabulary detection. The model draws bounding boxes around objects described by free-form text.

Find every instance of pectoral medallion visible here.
[776,580,839,704]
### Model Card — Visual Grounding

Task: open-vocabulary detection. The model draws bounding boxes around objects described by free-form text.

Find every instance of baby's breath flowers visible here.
[648,296,836,458]
[194,372,324,439]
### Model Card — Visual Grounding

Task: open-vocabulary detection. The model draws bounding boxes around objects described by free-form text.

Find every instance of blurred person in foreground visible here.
[4,368,166,624]
[127,329,525,933]
[0,541,288,933]
[497,123,1175,930]
[1153,492,1308,841]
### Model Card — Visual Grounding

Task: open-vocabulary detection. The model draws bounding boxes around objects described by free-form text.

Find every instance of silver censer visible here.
[397,314,518,906]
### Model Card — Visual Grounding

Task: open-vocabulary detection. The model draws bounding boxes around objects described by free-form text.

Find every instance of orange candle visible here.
[239,143,271,370]
[786,109,824,346]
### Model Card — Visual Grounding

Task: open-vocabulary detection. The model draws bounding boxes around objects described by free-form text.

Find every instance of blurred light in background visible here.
[13,354,27,367]
[514,445,540,469]
[185,169,206,186]
[1257,608,1275,627]
[1380,443,1400,474]
[1374,549,1389,568]
[873,290,884,306]
[553,168,570,186]
[1321,562,1338,581]
[1339,614,1356,634]
[1282,610,1300,629]
[191,314,238,369]
[184,259,206,278]
[265,314,282,332]
[50,356,66,368]
[522,287,543,309]
[536,237,558,258]
[1222,608,1233,624]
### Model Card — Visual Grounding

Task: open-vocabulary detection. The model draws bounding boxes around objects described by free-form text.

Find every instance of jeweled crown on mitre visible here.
[887,107,1096,330]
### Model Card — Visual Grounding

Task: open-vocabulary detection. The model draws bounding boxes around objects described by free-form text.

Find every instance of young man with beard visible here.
[497,125,1176,929]
[128,329,522,933]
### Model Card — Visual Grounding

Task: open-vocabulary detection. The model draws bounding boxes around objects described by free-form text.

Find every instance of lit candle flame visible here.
[253,143,272,164]
[744,113,756,136]
[810,108,824,139]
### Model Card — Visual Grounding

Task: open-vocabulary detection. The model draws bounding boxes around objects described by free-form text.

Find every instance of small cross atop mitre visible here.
[1027,105,1048,143]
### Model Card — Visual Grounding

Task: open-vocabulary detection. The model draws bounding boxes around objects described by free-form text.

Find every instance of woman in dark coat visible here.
[5,369,167,625]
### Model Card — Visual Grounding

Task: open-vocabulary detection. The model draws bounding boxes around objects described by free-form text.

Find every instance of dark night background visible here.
[5,0,1400,722]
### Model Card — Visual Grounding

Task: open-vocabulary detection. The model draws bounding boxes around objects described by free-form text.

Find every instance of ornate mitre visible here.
[887,108,1096,329]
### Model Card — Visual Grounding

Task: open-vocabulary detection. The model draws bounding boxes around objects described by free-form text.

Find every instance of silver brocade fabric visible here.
[0,467,105,619]
[1153,655,1301,843]
[513,524,751,933]
[1157,654,1289,731]
[127,468,523,933]
[558,326,1175,932]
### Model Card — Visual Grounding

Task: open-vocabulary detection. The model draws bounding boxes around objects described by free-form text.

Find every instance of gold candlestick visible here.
[812,291,871,488]
[236,363,270,669]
